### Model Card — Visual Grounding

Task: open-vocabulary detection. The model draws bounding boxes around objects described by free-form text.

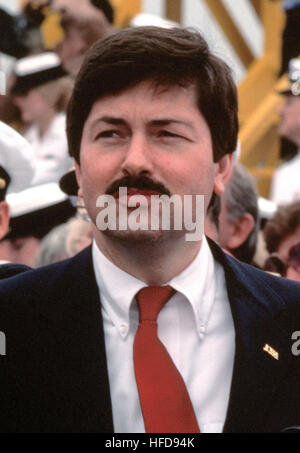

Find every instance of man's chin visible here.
[98,227,185,245]
[100,228,164,244]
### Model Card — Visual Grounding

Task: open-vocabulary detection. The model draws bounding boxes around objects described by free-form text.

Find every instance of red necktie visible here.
[133,286,200,433]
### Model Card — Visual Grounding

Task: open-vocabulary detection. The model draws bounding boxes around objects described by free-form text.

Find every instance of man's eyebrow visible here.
[149,119,194,129]
[88,117,195,129]
[90,116,128,127]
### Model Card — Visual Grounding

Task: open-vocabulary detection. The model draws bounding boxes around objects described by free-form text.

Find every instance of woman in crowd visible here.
[12,52,74,186]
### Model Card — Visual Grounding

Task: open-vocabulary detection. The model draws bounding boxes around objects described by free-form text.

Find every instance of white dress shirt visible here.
[92,236,235,433]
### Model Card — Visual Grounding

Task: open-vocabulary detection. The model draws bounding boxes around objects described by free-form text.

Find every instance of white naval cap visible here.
[12,52,67,95]
[6,183,68,218]
[5,183,76,239]
[0,121,35,196]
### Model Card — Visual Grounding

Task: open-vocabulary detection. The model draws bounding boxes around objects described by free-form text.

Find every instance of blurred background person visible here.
[34,222,70,266]
[0,120,34,197]
[285,243,300,281]
[0,182,76,267]
[11,51,74,186]
[0,1,59,125]
[263,200,300,282]
[254,196,278,269]
[270,57,300,205]
[35,215,93,266]
[65,216,93,257]
[0,120,35,275]
[271,0,300,75]
[0,1,49,59]
[271,0,300,160]
[51,0,115,76]
[206,163,259,265]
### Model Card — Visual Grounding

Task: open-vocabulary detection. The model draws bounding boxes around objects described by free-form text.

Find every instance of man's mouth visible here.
[106,176,172,202]
[113,187,162,199]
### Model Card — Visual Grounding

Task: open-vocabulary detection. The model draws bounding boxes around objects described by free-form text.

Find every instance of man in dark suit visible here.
[0,26,300,433]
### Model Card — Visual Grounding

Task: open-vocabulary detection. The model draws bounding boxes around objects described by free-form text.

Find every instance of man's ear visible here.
[213,153,234,196]
[74,161,83,197]
[0,201,9,240]
[226,213,255,250]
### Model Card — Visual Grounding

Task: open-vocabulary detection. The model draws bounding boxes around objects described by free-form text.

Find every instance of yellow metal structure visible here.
[111,0,141,28]
[238,0,285,197]
[204,0,255,68]
[204,0,286,197]
[166,0,182,23]
[40,9,64,49]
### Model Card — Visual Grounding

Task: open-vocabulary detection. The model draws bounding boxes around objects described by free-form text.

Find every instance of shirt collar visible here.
[92,241,145,337]
[169,236,216,336]
[92,236,216,339]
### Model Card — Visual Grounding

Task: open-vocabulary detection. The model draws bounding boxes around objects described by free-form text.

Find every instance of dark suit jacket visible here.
[0,240,300,433]
[0,263,31,280]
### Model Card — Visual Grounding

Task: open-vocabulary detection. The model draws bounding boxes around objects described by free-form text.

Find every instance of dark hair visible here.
[67,26,238,163]
[264,201,300,253]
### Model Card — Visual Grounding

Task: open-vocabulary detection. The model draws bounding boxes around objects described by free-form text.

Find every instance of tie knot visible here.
[136,286,175,322]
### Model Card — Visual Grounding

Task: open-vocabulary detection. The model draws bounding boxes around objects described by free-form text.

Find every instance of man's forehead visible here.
[85,81,198,118]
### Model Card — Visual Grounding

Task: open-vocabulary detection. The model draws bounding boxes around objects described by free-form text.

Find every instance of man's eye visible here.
[159,130,179,138]
[96,130,121,139]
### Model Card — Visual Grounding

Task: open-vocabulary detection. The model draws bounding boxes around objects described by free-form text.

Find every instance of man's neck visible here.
[94,231,202,285]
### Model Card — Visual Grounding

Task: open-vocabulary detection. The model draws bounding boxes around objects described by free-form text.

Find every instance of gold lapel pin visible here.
[263,344,279,360]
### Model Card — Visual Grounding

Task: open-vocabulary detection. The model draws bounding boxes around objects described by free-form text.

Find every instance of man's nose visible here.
[121,134,154,177]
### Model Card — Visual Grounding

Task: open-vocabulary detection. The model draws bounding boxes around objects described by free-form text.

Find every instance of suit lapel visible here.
[67,247,114,432]
[38,247,114,432]
[208,240,294,433]
[223,296,293,433]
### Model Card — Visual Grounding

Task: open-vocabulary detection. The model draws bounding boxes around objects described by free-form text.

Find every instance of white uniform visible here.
[0,121,35,193]
[25,113,74,186]
[270,152,300,205]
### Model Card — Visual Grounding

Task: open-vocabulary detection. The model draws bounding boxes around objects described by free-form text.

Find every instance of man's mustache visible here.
[105,176,172,197]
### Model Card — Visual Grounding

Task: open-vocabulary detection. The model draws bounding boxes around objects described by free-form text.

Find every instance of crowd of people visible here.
[0,0,299,434]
